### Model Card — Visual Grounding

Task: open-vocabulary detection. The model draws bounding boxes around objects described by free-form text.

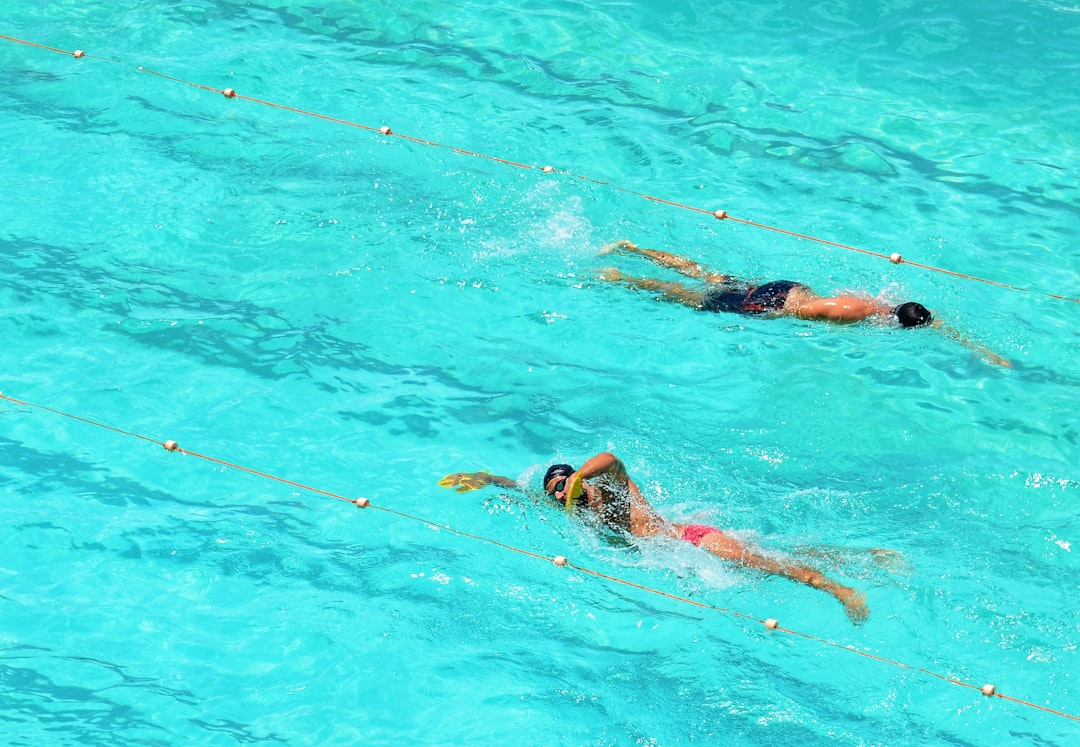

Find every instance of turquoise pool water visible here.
[2,1,1078,744]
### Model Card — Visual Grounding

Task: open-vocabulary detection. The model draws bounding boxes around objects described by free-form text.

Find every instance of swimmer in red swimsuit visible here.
[440,451,871,624]
[596,240,1011,367]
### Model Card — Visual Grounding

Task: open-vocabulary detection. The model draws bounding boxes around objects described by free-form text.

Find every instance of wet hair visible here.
[542,463,574,491]
[892,302,932,328]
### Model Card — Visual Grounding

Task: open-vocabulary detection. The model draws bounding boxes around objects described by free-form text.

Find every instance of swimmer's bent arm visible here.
[565,452,640,512]
[572,452,627,482]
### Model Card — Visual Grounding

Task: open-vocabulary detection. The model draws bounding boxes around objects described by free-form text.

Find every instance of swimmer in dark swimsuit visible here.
[599,240,929,325]
[439,451,871,624]
[597,240,1011,366]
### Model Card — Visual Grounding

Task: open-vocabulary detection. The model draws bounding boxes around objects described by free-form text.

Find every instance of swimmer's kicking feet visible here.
[440,451,870,624]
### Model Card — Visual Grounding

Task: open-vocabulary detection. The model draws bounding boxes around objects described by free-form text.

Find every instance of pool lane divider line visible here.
[2,392,1077,724]
[1,33,1077,306]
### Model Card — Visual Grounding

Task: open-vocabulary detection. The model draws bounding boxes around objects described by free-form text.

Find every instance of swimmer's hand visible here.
[933,320,1013,368]
[596,267,622,282]
[564,471,585,513]
[438,471,503,493]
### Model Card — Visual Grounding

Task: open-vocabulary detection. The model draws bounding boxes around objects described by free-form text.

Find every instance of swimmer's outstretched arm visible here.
[932,321,1012,368]
[438,471,520,493]
[438,452,633,498]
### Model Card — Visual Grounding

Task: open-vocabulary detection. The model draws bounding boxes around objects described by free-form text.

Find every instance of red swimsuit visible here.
[681,524,720,546]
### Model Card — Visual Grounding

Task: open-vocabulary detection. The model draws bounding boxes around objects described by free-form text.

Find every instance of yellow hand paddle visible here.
[564,472,584,513]
[437,472,487,493]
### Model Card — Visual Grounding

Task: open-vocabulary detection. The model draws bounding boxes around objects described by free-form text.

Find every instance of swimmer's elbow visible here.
[588,451,625,477]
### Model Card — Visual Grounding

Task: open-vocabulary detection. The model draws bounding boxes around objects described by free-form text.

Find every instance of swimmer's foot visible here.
[869,548,910,572]
[599,239,637,255]
[837,587,870,626]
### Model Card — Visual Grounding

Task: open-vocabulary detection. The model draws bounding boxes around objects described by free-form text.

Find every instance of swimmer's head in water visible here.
[893,302,933,328]
[543,463,575,500]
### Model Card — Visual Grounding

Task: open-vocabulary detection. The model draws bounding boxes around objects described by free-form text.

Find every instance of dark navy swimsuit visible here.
[700,280,803,315]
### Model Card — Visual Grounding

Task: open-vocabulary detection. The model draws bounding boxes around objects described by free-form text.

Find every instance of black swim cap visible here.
[543,463,574,490]
[892,302,932,328]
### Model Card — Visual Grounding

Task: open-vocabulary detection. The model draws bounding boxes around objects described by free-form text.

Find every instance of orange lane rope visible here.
[2,33,1077,305]
[1,392,1077,724]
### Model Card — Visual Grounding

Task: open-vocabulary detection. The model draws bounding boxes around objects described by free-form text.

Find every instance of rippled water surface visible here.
[2,1,1079,745]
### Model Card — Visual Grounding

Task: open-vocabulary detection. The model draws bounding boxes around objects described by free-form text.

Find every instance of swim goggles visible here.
[547,478,568,502]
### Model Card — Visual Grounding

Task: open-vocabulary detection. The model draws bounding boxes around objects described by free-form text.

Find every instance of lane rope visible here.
[1,33,1077,305]
[1,391,1077,724]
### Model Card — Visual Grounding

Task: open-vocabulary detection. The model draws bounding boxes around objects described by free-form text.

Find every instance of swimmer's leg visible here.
[791,544,910,573]
[696,530,870,625]
[597,269,706,308]
[600,240,733,283]
[868,547,909,571]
